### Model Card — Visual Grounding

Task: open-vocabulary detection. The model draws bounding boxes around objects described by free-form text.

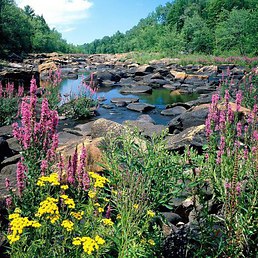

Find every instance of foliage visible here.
[0,81,24,126]
[82,0,258,56]
[59,78,98,120]
[0,1,81,57]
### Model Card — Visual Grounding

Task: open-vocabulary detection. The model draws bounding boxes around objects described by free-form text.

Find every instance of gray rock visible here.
[161,212,183,225]
[74,121,95,136]
[166,125,206,152]
[161,106,187,116]
[127,103,155,112]
[120,86,152,94]
[111,97,139,104]
[0,125,13,137]
[135,65,155,75]
[137,114,155,124]
[168,104,209,133]
[0,137,13,162]
[91,118,124,138]
[63,128,84,136]
[102,104,114,109]
[123,120,167,138]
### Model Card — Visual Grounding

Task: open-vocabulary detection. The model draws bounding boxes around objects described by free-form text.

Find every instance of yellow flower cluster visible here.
[35,197,60,224]
[60,194,75,209]
[88,190,96,199]
[147,210,155,217]
[8,212,41,244]
[89,172,109,188]
[70,211,84,220]
[61,185,69,190]
[61,219,74,232]
[102,218,114,226]
[72,235,105,255]
[36,172,60,187]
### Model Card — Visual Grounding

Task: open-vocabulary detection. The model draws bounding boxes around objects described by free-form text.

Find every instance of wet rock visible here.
[115,101,127,107]
[196,65,217,75]
[102,104,114,109]
[161,106,187,116]
[166,125,206,152]
[127,103,155,112]
[195,85,216,94]
[120,86,152,94]
[163,84,177,90]
[111,97,139,104]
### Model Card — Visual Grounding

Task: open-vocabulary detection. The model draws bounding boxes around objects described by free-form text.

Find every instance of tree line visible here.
[82,0,258,56]
[0,0,82,58]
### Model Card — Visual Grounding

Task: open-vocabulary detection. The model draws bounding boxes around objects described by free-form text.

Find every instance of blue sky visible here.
[16,0,170,45]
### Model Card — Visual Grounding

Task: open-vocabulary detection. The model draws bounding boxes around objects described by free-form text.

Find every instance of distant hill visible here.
[82,0,258,56]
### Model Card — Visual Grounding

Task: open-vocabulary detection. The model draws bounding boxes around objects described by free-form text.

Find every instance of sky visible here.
[16,0,170,45]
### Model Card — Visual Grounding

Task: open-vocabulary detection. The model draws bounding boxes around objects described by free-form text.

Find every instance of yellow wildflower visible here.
[60,194,75,209]
[35,197,60,223]
[89,172,109,188]
[133,204,139,209]
[148,239,155,246]
[102,218,114,226]
[147,210,155,217]
[61,219,74,232]
[36,172,60,187]
[88,190,96,198]
[95,235,105,245]
[116,214,121,219]
[61,185,69,190]
[71,211,84,220]
[72,237,82,246]
[98,207,104,213]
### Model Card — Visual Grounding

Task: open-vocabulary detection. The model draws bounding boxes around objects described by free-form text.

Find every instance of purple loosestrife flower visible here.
[18,84,24,97]
[5,196,12,209]
[77,145,87,187]
[216,136,225,164]
[106,204,111,219]
[236,91,242,112]
[219,110,226,131]
[40,160,48,176]
[236,122,242,137]
[244,146,249,160]
[16,158,27,197]
[30,78,37,96]
[6,82,14,98]
[82,171,90,191]
[72,147,78,183]
[67,157,75,185]
[235,182,242,195]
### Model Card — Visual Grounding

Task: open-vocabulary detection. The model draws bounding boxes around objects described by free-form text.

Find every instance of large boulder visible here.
[135,65,155,76]
[166,125,206,152]
[168,104,209,133]
[91,118,124,138]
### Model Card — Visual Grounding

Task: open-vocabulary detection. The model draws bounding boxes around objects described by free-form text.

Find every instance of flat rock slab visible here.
[120,86,152,94]
[124,120,167,138]
[161,106,187,116]
[111,97,139,104]
[166,125,206,151]
[127,103,155,112]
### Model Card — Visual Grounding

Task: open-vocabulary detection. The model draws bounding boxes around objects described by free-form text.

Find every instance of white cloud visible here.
[17,0,93,31]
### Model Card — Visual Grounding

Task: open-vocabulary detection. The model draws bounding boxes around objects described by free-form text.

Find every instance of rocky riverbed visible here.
[0,53,253,256]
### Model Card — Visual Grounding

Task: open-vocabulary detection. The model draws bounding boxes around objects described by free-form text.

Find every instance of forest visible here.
[0,0,82,57]
[1,0,258,57]
[83,0,258,56]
